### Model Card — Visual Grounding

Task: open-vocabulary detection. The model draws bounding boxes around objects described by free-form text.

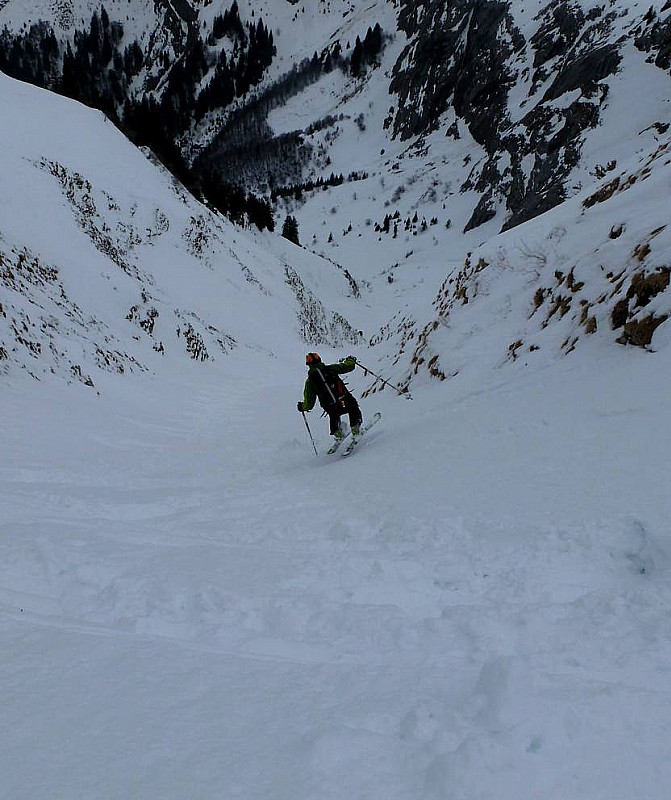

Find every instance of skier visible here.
[297,352,363,442]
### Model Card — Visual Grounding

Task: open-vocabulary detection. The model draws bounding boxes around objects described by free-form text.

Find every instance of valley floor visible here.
[2,347,671,799]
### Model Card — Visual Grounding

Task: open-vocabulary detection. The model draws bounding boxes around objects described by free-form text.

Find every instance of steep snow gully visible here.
[2,0,671,795]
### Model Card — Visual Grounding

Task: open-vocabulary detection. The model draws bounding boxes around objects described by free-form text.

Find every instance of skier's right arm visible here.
[300,377,317,412]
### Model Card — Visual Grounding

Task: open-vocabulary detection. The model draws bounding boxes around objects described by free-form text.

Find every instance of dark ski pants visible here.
[328,394,362,435]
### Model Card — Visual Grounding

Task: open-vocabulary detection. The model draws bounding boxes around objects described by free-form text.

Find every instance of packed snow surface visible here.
[2,344,671,799]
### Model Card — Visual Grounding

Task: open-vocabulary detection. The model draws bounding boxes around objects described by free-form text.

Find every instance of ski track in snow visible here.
[2,354,671,800]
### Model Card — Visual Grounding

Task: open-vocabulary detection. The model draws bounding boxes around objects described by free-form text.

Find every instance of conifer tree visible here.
[281,215,300,245]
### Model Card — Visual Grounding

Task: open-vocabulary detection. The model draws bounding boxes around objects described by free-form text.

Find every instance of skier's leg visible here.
[346,395,363,432]
[329,409,344,437]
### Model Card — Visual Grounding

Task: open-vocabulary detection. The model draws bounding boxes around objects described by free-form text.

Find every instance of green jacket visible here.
[302,356,356,412]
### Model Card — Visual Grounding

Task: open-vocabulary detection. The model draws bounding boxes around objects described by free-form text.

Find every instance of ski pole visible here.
[300,411,319,455]
[356,361,412,399]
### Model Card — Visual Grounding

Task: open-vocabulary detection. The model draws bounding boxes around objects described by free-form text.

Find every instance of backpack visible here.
[312,364,349,411]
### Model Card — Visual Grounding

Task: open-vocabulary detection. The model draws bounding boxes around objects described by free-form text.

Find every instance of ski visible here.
[326,412,381,455]
[326,436,347,455]
[341,412,381,457]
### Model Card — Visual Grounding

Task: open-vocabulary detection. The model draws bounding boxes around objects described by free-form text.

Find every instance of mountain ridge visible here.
[1,0,670,392]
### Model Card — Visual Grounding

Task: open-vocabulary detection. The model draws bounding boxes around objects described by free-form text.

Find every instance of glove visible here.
[297,401,305,412]
[341,355,356,364]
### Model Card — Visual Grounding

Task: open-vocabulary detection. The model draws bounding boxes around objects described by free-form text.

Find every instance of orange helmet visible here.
[305,352,321,366]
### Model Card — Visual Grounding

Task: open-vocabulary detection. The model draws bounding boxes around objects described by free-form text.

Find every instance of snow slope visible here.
[3,336,671,800]
[2,7,671,798]
[0,71,361,384]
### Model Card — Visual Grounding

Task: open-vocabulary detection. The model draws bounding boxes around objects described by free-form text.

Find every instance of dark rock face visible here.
[390,0,520,146]
[634,4,671,72]
[531,0,585,78]
[390,0,631,233]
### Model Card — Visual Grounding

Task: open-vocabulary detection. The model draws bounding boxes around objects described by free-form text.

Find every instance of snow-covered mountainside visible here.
[0,71,363,384]
[1,0,670,391]
[2,4,671,800]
